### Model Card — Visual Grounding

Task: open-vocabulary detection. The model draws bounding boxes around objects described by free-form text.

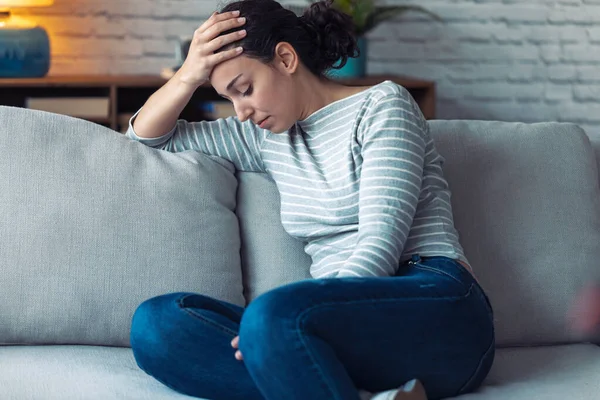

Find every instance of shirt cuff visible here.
[125,108,177,147]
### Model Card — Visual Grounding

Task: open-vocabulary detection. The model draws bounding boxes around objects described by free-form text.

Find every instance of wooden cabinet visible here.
[0,74,435,132]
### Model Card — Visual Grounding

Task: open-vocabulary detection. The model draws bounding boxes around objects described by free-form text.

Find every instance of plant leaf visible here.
[351,0,376,32]
[303,2,441,36]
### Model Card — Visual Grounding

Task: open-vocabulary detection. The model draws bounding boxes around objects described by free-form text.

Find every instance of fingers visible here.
[204,29,246,54]
[191,12,246,63]
[204,16,246,41]
[197,12,246,41]
[231,336,243,361]
[174,10,245,87]
[205,46,244,65]
[197,10,241,35]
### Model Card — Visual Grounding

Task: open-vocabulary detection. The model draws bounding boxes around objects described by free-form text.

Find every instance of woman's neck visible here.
[297,77,361,121]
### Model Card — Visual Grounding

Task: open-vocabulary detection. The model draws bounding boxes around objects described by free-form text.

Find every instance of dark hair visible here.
[215,0,359,78]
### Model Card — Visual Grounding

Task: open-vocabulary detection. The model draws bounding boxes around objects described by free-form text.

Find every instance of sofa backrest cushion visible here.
[429,120,600,346]
[237,120,600,347]
[236,173,312,303]
[590,135,600,189]
[0,106,245,347]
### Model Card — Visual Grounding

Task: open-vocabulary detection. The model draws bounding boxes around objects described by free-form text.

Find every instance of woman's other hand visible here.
[231,335,243,361]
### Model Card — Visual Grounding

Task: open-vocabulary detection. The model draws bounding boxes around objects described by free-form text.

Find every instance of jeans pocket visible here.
[411,262,465,286]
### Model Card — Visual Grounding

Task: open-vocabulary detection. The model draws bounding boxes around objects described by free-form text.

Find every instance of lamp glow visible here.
[0,0,53,6]
[0,0,54,77]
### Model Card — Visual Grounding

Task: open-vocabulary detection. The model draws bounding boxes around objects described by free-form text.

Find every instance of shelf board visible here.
[0,74,434,90]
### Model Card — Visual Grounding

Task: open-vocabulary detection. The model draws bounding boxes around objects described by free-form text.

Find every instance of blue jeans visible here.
[130,255,495,400]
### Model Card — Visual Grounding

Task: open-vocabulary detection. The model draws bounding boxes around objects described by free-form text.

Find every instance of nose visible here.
[234,101,253,123]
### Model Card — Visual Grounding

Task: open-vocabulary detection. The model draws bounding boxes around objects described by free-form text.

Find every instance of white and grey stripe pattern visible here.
[126,80,470,278]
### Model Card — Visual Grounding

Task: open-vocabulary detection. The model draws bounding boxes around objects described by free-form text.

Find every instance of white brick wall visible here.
[19,0,600,137]
[369,0,600,138]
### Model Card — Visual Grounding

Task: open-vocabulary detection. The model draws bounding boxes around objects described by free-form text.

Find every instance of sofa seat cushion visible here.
[0,345,200,399]
[0,344,599,399]
[451,344,600,399]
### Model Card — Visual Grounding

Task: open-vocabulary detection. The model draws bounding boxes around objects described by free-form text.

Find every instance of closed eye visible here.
[218,85,252,100]
[242,85,253,97]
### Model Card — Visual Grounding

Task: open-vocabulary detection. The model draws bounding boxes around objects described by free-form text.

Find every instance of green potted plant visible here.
[318,0,441,78]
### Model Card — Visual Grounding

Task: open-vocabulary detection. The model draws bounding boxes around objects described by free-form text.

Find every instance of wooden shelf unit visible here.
[0,74,436,132]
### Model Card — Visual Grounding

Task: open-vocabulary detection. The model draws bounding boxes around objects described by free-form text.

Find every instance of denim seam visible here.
[294,317,340,399]
[216,301,245,318]
[298,285,473,310]
[292,286,475,399]
[180,294,244,319]
[456,332,496,395]
[412,262,464,285]
[177,297,238,337]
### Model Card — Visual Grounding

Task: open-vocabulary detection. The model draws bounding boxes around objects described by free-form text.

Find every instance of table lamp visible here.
[0,0,53,77]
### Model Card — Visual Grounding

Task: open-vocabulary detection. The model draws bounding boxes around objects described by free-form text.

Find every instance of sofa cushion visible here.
[0,345,200,399]
[428,120,600,347]
[236,173,311,303]
[450,344,600,400]
[237,120,600,347]
[0,344,598,399]
[0,106,245,347]
[588,134,600,188]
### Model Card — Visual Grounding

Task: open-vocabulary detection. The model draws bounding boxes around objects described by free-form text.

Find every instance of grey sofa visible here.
[1,104,600,400]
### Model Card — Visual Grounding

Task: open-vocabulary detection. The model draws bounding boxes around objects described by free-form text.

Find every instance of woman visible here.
[127,0,495,399]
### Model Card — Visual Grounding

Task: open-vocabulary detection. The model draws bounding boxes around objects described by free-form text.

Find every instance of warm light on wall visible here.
[0,0,54,77]
[0,0,53,6]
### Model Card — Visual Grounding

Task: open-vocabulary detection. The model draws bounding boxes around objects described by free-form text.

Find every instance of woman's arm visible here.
[126,110,266,173]
[336,90,427,278]
[124,10,266,171]
[131,10,245,138]
[125,69,265,172]
[131,73,198,139]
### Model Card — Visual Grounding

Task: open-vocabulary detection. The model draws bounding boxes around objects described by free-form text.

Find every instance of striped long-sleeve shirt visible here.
[126,80,470,278]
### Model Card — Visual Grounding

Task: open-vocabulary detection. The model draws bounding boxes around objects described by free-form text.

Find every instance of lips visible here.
[258,116,269,128]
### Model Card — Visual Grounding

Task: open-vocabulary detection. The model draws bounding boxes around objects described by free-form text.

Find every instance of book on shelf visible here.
[200,101,236,119]
[26,97,110,119]
[160,66,179,80]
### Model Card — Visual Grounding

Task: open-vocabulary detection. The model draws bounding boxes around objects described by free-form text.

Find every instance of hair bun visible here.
[300,0,359,74]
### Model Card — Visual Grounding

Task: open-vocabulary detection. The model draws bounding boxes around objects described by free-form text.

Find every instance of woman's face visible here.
[210,51,299,134]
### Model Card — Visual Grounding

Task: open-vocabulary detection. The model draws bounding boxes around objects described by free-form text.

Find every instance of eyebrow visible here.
[219,73,244,99]
[227,73,243,92]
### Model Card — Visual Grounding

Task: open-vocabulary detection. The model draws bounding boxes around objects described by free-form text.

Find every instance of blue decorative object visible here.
[326,36,367,79]
[0,26,50,77]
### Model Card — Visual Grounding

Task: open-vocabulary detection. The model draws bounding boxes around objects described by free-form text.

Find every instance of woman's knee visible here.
[238,285,305,358]
[130,292,195,369]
